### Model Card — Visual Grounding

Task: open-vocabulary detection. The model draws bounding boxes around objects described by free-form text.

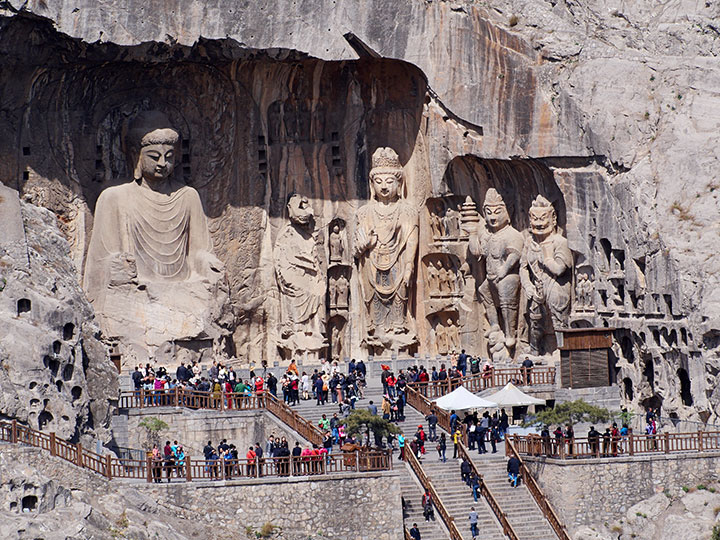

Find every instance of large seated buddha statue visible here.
[83,111,230,368]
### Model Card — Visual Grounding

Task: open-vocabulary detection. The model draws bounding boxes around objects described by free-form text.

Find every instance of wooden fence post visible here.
[355,450,360,472]
[698,430,703,452]
[628,433,634,456]
[49,432,56,456]
[186,456,192,482]
[174,386,179,407]
[664,432,670,454]
[105,454,112,479]
[146,455,152,483]
[76,443,83,467]
[11,419,17,443]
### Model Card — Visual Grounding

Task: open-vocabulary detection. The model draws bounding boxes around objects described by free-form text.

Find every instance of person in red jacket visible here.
[246,446,257,476]
[254,376,264,394]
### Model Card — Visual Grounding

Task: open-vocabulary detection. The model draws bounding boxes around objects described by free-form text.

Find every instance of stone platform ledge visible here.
[524,450,720,466]
[133,469,400,489]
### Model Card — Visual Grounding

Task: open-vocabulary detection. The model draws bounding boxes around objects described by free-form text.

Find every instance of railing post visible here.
[698,430,703,452]
[11,419,17,443]
[355,450,360,472]
[628,433,634,456]
[186,456,192,482]
[76,443,83,468]
[147,454,152,483]
[49,432,56,456]
[174,386,179,407]
[105,454,112,479]
[664,432,670,454]
[140,388,145,408]
[256,457,260,478]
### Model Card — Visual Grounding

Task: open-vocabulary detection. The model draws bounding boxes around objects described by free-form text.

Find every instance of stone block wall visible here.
[143,472,403,540]
[525,452,720,532]
[118,408,306,456]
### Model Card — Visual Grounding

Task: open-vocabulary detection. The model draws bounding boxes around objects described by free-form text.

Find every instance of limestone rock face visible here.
[0,185,116,442]
[0,0,718,423]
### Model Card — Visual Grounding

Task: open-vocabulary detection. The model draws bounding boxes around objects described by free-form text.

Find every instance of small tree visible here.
[345,409,400,447]
[526,400,612,427]
[138,416,169,450]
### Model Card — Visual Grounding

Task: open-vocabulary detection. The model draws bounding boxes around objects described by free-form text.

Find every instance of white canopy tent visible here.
[433,386,497,411]
[482,383,546,407]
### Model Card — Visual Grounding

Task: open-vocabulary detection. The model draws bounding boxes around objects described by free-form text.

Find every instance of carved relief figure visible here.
[427,260,440,293]
[430,209,443,239]
[336,274,349,308]
[468,188,524,349]
[274,194,326,352]
[331,322,344,361]
[329,223,345,264]
[446,316,460,350]
[520,195,572,354]
[83,111,228,366]
[435,318,448,354]
[446,204,461,237]
[354,147,419,351]
[575,273,595,311]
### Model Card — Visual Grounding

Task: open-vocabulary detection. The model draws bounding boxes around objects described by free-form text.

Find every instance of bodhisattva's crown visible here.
[483,188,505,207]
[371,147,402,171]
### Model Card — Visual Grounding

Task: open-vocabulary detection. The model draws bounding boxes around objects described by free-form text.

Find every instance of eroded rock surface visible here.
[0,185,116,442]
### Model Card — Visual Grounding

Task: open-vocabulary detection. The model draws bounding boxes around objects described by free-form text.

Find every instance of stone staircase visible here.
[399,462,452,540]
[470,453,559,540]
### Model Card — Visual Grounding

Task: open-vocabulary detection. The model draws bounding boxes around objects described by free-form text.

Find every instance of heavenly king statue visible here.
[354,147,419,352]
[520,195,572,355]
[83,111,228,367]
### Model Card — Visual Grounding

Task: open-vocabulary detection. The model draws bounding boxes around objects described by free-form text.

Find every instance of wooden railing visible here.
[408,366,556,399]
[263,392,324,447]
[511,430,720,460]
[456,443,519,540]
[118,387,266,410]
[506,438,571,540]
[404,444,464,540]
[119,388,326,446]
[0,418,392,482]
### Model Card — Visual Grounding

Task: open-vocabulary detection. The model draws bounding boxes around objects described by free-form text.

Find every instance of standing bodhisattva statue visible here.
[469,188,524,350]
[273,194,326,357]
[83,110,227,367]
[354,147,418,352]
[520,195,572,354]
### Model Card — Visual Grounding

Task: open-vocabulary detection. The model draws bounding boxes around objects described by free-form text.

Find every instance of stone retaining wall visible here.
[117,408,306,457]
[525,451,720,531]
[142,471,403,540]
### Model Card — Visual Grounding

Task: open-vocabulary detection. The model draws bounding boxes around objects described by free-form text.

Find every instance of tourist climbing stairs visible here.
[398,464,453,540]
[470,452,559,540]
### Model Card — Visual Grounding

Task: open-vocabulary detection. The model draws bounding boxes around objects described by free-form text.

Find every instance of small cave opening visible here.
[620,335,634,363]
[623,377,634,401]
[63,323,75,341]
[21,495,37,512]
[38,410,53,429]
[71,386,82,401]
[17,298,31,315]
[55,380,63,392]
[668,329,678,347]
[62,363,74,381]
[643,356,655,389]
[677,368,693,406]
[599,239,612,267]
[52,341,61,354]
[48,357,60,377]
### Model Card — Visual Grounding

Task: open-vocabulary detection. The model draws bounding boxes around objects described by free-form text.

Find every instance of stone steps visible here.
[399,463,452,540]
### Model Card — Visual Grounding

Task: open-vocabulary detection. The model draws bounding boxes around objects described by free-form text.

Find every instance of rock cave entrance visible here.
[677,368,693,407]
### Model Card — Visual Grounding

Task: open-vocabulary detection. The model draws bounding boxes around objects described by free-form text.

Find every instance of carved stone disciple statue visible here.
[274,194,326,355]
[83,111,228,366]
[469,188,523,349]
[353,147,419,351]
[329,223,345,264]
[520,195,572,354]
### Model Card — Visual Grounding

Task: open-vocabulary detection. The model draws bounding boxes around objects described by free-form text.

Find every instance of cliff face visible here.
[0,1,718,423]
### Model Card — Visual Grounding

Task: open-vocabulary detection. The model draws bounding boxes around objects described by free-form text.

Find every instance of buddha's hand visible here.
[354,227,377,257]
[196,250,225,276]
[403,264,413,287]
[108,252,138,285]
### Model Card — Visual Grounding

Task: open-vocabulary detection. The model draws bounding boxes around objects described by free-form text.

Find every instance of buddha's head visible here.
[529,195,557,241]
[369,147,403,203]
[287,194,314,227]
[127,111,180,183]
[482,188,510,232]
